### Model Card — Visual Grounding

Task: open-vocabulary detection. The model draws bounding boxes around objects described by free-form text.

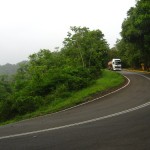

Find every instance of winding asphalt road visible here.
[0,71,150,150]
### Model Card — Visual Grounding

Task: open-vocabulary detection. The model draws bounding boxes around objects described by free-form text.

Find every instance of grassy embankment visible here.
[1,70,125,125]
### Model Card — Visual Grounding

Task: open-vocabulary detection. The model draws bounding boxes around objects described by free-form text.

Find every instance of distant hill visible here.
[0,61,27,75]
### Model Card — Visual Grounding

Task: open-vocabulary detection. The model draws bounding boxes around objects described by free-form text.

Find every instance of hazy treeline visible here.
[0,62,25,75]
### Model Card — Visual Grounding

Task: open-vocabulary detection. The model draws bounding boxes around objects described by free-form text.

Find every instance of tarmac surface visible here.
[0,70,150,150]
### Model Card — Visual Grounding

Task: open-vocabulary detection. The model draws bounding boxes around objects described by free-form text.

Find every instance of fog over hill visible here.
[0,61,27,75]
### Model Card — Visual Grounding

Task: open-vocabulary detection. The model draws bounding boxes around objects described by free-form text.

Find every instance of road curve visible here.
[0,71,150,150]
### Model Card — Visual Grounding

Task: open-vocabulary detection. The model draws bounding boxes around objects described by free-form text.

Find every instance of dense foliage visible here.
[0,26,109,122]
[117,0,150,69]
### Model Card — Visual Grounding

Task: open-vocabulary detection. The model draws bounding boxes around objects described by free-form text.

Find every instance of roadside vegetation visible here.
[0,70,124,125]
[0,26,110,124]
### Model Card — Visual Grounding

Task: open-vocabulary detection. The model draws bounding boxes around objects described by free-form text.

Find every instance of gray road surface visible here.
[0,71,150,150]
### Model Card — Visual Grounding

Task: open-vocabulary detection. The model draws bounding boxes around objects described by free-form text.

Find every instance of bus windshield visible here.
[115,60,121,65]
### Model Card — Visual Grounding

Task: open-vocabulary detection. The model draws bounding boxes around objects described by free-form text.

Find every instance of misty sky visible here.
[0,0,136,65]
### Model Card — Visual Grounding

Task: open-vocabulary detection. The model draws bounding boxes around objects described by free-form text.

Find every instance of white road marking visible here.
[0,73,149,140]
[0,101,150,140]
[50,75,130,114]
[7,74,130,123]
[135,73,150,80]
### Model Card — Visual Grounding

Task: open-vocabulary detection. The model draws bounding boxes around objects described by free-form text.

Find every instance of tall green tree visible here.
[62,26,109,70]
[116,39,141,68]
[121,0,150,69]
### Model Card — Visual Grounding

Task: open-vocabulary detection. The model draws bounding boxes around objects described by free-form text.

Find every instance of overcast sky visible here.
[0,0,136,65]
